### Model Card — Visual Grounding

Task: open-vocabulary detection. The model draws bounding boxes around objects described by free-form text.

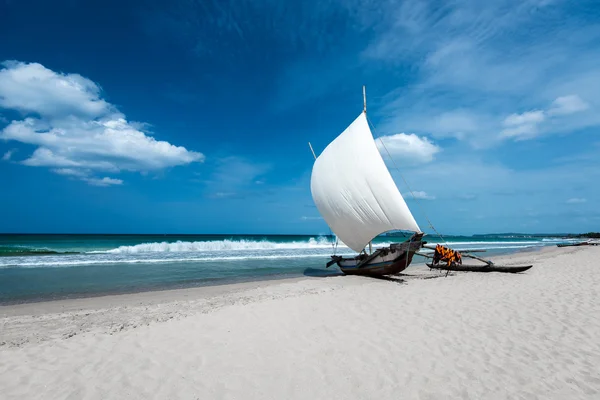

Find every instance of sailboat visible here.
[309,87,425,276]
[309,87,535,275]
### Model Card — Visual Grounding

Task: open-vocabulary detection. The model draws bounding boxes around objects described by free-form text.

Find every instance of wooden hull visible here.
[426,263,533,273]
[332,234,423,276]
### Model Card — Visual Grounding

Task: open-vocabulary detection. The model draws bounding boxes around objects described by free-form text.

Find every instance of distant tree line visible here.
[573,232,600,238]
[383,231,600,238]
[561,232,600,238]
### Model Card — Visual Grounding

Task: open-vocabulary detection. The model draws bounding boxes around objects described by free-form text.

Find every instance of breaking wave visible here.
[95,237,345,254]
[0,253,358,268]
[0,246,75,257]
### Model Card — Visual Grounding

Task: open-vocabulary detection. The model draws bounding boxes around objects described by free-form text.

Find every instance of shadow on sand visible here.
[302,268,344,278]
[302,268,405,284]
[365,275,406,284]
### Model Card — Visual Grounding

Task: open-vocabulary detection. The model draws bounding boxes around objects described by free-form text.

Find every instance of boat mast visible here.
[363,85,366,114]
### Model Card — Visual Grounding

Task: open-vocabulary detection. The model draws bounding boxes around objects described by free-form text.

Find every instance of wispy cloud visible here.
[139,1,373,112]
[386,154,600,232]
[403,190,435,200]
[367,0,600,147]
[52,167,122,186]
[53,168,89,178]
[203,156,270,199]
[2,148,15,161]
[84,177,123,187]
[0,61,204,185]
[141,0,366,60]
[501,95,589,140]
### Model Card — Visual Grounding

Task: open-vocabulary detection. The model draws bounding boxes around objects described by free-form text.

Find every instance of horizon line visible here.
[0,232,591,237]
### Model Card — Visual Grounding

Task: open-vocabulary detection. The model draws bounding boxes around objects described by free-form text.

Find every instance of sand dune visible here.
[1,246,599,399]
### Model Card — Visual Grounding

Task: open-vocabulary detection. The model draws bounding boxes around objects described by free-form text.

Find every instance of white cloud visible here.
[501,96,590,140]
[0,61,204,185]
[376,133,440,164]
[403,190,435,200]
[0,61,110,119]
[84,177,123,187]
[548,95,589,116]
[500,110,545,140]
[504,111,546,127]
[53,168,89,178]
[51,167,122,186]
[500,124,538,140]
[51,167,123,187]
[566,198,586,204]
[3,117,201,170]
[300,216,323,220]
[22,147,85,168]
[2,149,14,161]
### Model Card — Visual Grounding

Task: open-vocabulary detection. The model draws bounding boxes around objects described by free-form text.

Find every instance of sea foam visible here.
[98,237,345,254]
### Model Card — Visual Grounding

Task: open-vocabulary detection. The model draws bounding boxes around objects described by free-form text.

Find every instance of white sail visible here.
[310,112,420,253]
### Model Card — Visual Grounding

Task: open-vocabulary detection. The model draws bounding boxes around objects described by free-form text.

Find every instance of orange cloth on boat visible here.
[434,244,462,266]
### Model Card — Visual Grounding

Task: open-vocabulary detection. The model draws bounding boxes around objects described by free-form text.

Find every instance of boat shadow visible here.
[302,268,344,278]
[365,275,406,284]
[302,268,406,284]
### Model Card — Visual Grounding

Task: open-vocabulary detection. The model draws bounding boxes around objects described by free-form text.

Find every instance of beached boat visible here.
[557,242,587,247]
[308,87,425,276]
[557,240,599,247]
[309,87,534,276]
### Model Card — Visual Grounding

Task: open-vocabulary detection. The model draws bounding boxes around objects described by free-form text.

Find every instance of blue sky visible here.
[0,0,599,235]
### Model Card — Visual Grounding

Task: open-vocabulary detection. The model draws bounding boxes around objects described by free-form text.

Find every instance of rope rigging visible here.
[329,229,339,256]
[365,114,448,246]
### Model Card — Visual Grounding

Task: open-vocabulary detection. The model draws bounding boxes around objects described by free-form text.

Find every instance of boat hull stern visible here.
[333,234,423,276]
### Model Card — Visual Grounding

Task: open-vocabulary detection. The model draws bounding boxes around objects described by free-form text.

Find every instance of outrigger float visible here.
[308,87,534,276]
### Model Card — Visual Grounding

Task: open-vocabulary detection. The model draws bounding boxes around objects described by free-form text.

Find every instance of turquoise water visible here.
[0,234,572,304]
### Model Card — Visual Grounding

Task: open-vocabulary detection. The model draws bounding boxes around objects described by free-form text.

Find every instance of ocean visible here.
[0,234,573,304]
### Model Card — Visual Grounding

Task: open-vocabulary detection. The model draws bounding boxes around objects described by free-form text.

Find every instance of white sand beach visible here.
[1,246,599,399]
